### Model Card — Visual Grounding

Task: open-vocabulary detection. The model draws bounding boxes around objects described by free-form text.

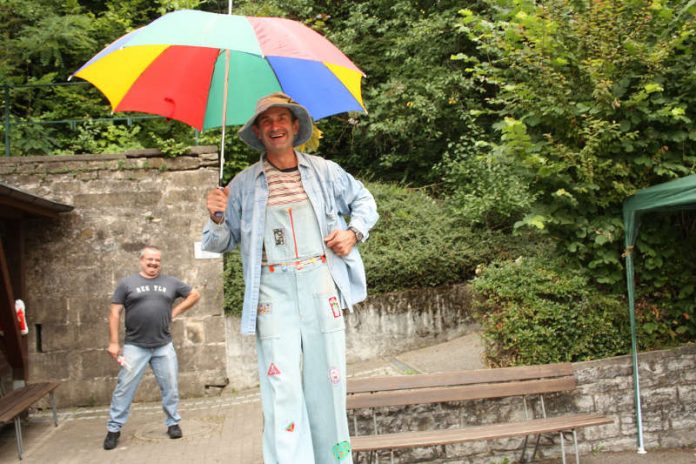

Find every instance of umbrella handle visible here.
[213,186,225,220]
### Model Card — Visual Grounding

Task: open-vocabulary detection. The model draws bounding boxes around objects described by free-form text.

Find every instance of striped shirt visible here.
[263,159,309,207]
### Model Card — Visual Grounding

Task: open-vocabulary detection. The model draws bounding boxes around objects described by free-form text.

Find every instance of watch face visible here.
[350,227,363,242]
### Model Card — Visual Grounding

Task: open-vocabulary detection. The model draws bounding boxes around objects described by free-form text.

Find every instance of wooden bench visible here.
[346,363,612,464]
[0,382,60,460]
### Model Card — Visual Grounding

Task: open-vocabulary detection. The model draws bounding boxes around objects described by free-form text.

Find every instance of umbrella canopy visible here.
[71,9,366,131]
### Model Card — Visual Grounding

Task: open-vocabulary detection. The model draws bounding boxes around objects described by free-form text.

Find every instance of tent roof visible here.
[623,174,696,246]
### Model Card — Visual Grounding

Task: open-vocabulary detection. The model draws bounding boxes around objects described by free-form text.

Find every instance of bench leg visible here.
[573,429,579,464]
[530,433,542,462]
[14,416,24,460]
[519,434,530,462]
[560,432,567,464]
[50,391,58,427]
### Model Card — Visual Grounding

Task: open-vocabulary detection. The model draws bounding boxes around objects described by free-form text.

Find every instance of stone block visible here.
[23,296,70,325]
[581,420,620,441]
[28,352,72,380]
[74,296,111,324]
[177,344,227,372]
[594,392,634,413]
[203,315,226,344]
[40,323,77,352]
[640,386,678,407]
[640,411,669,432]
[80,349,120,379]
[184,320,205,345]
[660,428,696,448]
[171,319,186,342]
[572,393,595,411]
[63,378,115,408]
[178,370,229,397]
[677,384,696,407]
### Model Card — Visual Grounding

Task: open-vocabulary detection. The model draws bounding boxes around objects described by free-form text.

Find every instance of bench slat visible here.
[0,382,61,423]
[347,376,576,410]
[351,413,613,451]
[348,363,573,394]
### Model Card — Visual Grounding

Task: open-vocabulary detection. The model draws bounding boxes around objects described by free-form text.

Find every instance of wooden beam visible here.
[0,238,27,379]
[0,196,61,219]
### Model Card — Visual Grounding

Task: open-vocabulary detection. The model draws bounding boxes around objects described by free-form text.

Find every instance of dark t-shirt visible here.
[112,274,192,348]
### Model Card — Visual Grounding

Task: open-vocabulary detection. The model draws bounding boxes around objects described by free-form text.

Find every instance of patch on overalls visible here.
[328,367,341,385]
[329,296,342,319]
[273,228,286,246]
[267,362,281,376]
[331,441,351,460]
[285,422,295,432]
[258,303,272,316]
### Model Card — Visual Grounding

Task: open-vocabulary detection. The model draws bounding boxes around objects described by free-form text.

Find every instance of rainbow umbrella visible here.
[72,9,365,128]
[70,9,366,181]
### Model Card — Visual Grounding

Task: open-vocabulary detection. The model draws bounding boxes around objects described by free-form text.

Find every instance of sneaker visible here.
[103,431,120,450]
[167,424,182,439]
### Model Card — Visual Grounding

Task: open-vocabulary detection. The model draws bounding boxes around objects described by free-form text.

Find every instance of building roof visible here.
[0,182,73,218]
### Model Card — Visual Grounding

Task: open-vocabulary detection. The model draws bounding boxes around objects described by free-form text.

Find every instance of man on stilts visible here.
[202,92,378,463]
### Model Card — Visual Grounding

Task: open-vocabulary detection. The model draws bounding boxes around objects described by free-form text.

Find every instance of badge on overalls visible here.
[329,296,342,318]
[273,228,286,246]
[332,441,351,460]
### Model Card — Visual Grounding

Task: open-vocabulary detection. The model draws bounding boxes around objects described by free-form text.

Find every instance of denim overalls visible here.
[256,199,353,464]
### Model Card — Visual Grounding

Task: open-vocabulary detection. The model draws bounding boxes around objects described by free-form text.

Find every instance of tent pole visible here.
[626,253,646,454]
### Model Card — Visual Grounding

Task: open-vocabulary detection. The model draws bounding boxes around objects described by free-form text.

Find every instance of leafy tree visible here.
[452,0,696,346]
[454,0,696,282]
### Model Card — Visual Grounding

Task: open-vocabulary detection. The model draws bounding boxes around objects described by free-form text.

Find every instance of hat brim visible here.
[238,102,313,152]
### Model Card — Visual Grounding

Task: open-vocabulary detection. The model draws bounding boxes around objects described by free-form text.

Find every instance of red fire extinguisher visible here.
[15,299,29,335]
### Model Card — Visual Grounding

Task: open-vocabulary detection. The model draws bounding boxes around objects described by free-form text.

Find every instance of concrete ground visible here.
[0,333,694,464]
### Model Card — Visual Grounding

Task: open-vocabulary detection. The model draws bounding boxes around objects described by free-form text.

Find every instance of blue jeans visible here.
[107,342,180,432]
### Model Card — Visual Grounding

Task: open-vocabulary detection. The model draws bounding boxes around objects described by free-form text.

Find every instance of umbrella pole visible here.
[217,0,232,187]
[218,49,231,187]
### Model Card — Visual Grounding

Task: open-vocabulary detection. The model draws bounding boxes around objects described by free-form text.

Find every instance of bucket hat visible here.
[238,92,313,151]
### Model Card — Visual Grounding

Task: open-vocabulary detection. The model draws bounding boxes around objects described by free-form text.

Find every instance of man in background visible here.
[103,245,200,450]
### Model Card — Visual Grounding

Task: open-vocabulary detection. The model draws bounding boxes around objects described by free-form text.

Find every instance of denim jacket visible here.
[201,151,379,335]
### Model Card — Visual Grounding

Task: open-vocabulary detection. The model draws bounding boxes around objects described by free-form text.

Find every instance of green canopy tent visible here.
[622,174,696,454]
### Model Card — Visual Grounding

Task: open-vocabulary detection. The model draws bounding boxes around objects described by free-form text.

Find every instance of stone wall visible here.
[0,148,228,407]
[350,344,696,463]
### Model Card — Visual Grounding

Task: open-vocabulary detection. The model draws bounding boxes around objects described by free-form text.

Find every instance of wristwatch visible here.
[348,226,364,243]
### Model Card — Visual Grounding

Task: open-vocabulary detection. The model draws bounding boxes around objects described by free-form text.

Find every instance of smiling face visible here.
[138,247,162,279]
[251,106,300,157]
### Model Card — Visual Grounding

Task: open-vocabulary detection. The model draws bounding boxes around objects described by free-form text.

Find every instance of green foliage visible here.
[631,211,696,348]
[59,120,144,154]
[456,0,696,289]
[472,254,630,367]
[223,250,245,316]
[323,0,483,183]
[437,124,536,230]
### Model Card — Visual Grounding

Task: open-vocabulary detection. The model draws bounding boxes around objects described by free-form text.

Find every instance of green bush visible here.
[472,254,630,367]
[360,182,516,294]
